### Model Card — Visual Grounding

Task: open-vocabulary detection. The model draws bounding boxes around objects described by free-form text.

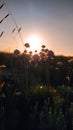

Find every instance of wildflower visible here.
[24,43,30,48]
[66,76,70,81]
[57,61,63,65]
[41,45,46,48]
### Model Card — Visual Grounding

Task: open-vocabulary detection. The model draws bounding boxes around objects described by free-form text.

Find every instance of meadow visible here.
[0,49,73,130]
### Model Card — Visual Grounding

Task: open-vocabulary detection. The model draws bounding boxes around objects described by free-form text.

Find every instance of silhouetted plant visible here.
[14,49,20,55]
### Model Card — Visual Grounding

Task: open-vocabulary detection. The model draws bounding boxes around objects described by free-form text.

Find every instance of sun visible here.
[26,35,42,52]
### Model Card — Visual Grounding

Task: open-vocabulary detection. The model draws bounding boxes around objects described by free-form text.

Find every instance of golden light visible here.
[40,86,43,89]
[26,35,42,52]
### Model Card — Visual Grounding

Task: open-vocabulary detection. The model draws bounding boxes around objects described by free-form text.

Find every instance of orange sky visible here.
[0,0,73,56]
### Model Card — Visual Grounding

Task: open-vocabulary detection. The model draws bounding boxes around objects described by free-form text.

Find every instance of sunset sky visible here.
[0,0,73,56]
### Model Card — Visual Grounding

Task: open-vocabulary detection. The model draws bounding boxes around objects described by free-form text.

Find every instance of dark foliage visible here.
[0,51,73,130]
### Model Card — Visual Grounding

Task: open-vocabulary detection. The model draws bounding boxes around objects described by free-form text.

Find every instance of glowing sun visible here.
[27,35,42,52]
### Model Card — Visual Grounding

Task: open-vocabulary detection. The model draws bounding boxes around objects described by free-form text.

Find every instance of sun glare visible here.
[27,35,42,52]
